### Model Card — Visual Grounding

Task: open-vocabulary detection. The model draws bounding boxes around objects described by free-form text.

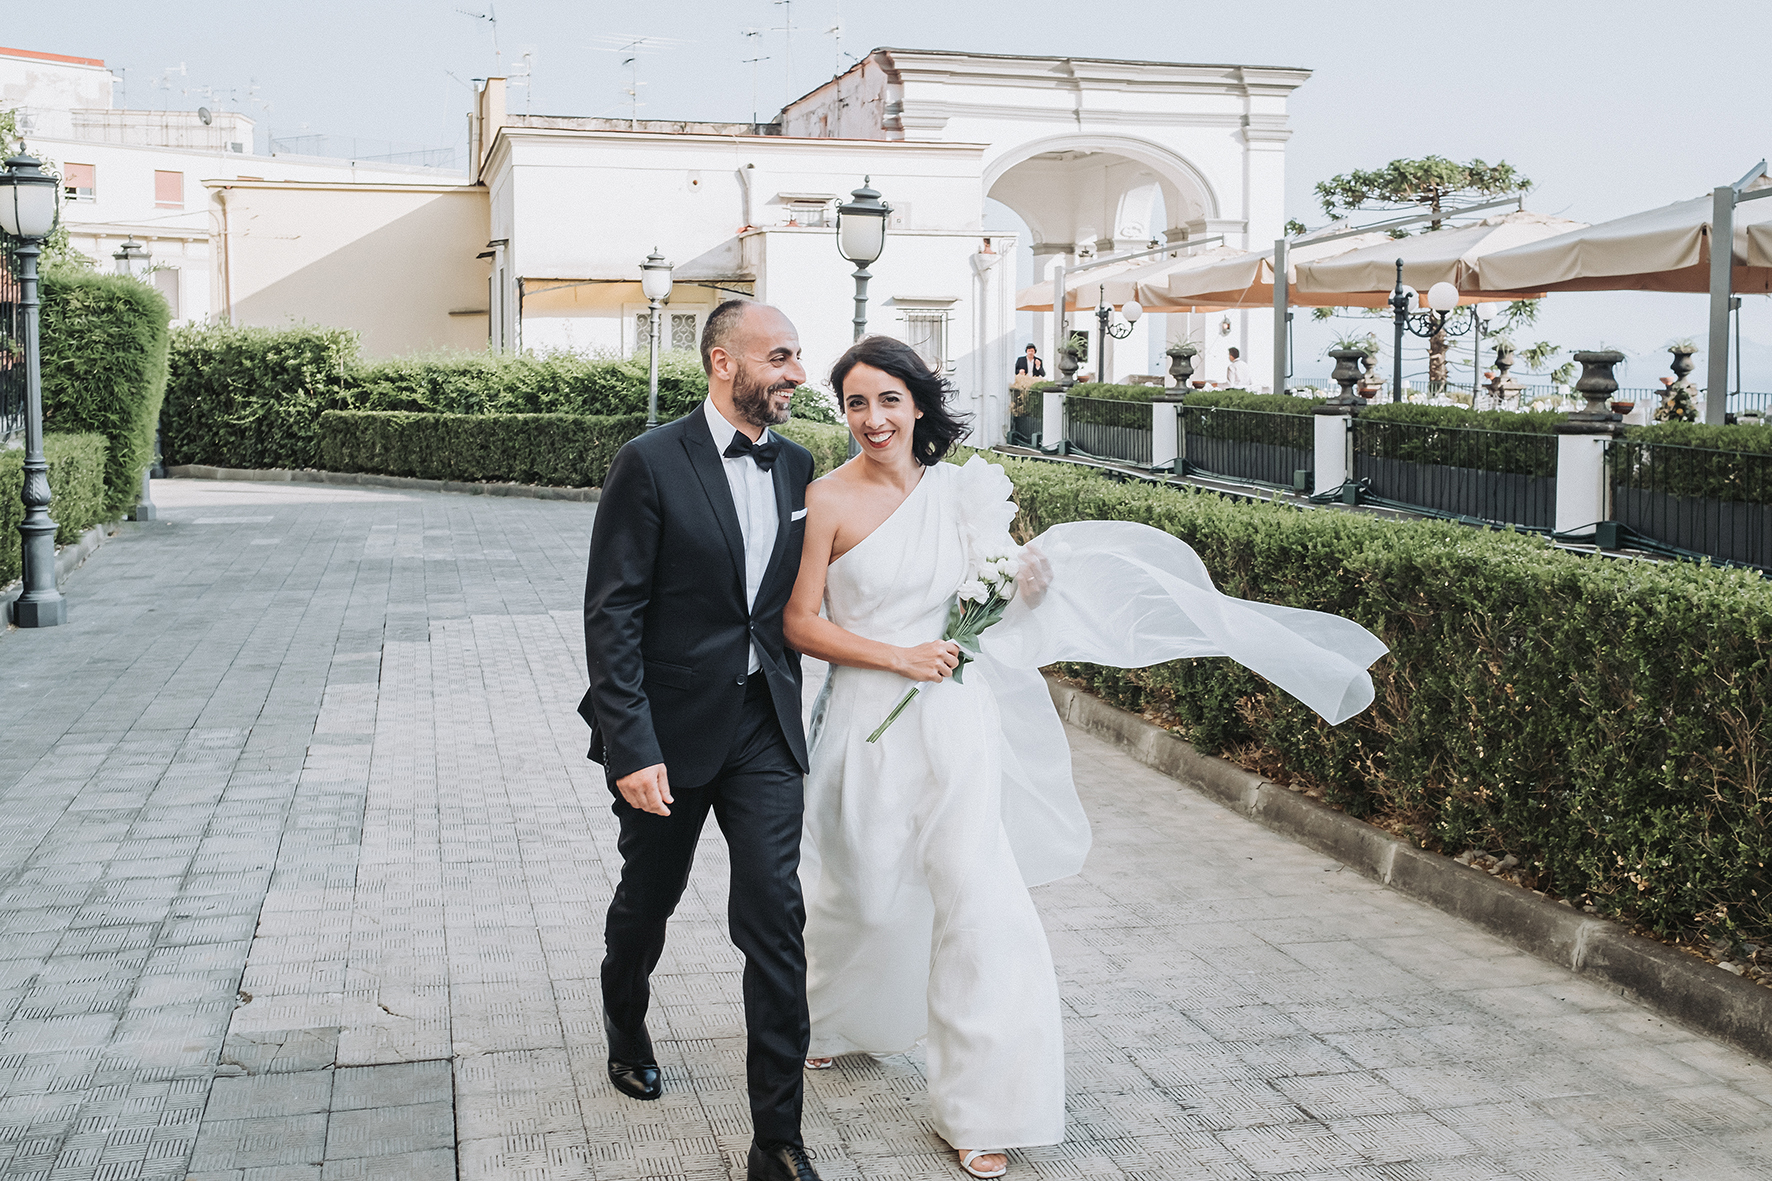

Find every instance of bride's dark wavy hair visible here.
[828,335,972,467]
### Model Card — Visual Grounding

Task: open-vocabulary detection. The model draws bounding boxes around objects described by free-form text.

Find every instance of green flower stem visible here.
[866,687,919,744]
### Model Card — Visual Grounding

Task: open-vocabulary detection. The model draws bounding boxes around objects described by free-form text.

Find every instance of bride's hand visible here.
[896,640,961,683]
[1017,544,1054,608]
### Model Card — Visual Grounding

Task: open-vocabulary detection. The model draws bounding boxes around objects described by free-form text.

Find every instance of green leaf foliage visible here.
[774,419,850,477]
[317,410,645,487]
[0,433,108,586]
[983,452,1772,946]
[788,385,840,425]
[1316,155,1531,219]
[40,271,170,512]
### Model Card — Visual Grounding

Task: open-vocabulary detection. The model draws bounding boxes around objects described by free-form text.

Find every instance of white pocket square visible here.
[791,508,808,521]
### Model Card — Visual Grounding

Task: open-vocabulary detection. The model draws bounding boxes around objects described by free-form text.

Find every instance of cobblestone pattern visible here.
[0,478,1768,1180]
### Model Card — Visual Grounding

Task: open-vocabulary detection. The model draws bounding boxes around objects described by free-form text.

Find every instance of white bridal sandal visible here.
[958,1150,1007,1179]
[804,1057,834,1070]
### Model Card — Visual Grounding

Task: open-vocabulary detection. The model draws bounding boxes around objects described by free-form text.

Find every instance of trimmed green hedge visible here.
[775,419,850,477]
[41,271,170,512]
[991,453,1772,946]
[318,410,646,486]
[163,322,712,470]
[0,433,109,586]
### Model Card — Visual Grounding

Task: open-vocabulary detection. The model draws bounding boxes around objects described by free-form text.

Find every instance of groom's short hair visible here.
[701,299,755,374]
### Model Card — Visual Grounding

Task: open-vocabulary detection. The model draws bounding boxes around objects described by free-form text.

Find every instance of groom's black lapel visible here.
[761,438,794,591]
[680,411,746,597]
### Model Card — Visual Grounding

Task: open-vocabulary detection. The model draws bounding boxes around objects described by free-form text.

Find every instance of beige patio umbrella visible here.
[1474,181,1772,294]
[1015,255,1159,312]
[1014,249,1236,312]
[1296,211,1581,300]
[1162,232,1400,308]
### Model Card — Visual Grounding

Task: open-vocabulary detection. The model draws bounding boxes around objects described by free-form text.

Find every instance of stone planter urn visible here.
[1559,349,1627,434]
[1165,343,1199,390]
[1357,352,1383,397]
[1669,345,1697,383]
[1055,346,1080,389]
[1323,347,1367,410]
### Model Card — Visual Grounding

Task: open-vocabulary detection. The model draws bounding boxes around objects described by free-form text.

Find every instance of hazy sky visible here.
[17,0,1772,388]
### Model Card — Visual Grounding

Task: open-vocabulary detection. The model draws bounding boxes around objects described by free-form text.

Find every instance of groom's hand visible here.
[617,763,673,816]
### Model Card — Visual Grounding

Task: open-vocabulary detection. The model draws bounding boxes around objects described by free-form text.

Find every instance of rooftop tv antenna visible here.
[772,0,795,102]
[742,55,771,125]
[509,50,533,114]
[455,4,502,69]
[589,34,686,128]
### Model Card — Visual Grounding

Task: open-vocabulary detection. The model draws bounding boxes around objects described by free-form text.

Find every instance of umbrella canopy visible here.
[1295,211,1579,300]
[1474,182,1772,294]
[1015,255,1160,312]
[1162,232,1398,308]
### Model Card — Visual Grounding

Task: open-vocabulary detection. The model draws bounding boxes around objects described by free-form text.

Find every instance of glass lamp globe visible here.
[1122,300,1143,323]
[639,248,674,302]
[835,177,890,267]
[0,154,59,240]
[1476,302,1502,322]
[1426,282,1460,313]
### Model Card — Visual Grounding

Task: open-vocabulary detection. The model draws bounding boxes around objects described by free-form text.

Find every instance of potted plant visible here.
[1164,342,1199,389]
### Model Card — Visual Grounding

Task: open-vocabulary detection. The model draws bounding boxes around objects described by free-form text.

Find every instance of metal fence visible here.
[1181,405,1313,488]
[1008,387,1043,447]
[1609,439,1772,570]
[0,235,23,440]
[1063,395,1151,465]
[1354,419,1558,530]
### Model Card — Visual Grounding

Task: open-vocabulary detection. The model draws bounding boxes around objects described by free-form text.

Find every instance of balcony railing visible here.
[1354,419,1558,531]
[1609,439,1772,570]
[1063,395,1151,466]
[1180,405,1313,489]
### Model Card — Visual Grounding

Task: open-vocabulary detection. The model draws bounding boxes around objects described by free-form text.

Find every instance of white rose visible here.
[956,579,990,604]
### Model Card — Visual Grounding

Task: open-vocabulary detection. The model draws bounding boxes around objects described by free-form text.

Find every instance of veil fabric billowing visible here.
[945,458,1389,886]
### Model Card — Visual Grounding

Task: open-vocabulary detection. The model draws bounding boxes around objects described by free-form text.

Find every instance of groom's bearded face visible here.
[732,358,795,429]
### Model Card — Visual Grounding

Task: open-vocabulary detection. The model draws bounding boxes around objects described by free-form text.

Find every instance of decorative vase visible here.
[1165,344,1198,389]
[1327,348,1367,407]
[1190,379,1206,390]
[1056,346,1080,389]
[1358,352,1381,394]
[1669,346,1697,382]
[1570,350,1625,423]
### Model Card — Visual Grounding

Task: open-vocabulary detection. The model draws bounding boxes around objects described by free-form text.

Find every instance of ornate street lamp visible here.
[0,154,65,627]
[835,177,890,341]
[1093,285,1142,383]
[639,247,674,431]
[112,236,149,277]
[1387,259,1471,402]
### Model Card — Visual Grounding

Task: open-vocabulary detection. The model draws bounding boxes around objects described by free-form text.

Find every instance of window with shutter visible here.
[63,163,96,202]
[904,312,948,373]
[670,313,697,352]
[154,171,184,209]
[151,269,181,320]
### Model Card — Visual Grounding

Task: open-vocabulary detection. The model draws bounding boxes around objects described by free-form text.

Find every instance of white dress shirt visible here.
[1224,358,1252,387]
[702,398,779,674]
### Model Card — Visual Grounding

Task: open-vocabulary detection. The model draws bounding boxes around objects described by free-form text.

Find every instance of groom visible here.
[579,299,821,1181]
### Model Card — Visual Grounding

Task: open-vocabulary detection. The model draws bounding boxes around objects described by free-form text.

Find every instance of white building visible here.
[1,44,465,328]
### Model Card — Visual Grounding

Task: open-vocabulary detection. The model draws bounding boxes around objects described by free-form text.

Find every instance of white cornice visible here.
[493,124,986,155]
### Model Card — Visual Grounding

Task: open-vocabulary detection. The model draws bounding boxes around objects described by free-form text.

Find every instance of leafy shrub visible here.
[990,453,1772,946]
[0,433,108,585]
[317,410,645,486]
[789,385,840,425]
[775,419,850,477]
[163,323,711,470]
[40,271,170,511]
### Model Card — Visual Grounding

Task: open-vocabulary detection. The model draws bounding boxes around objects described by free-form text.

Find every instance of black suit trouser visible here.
[601,682,808,1143]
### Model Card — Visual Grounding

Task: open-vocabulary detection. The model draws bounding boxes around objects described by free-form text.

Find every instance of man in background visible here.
[1014,344,1045,378]
[1224,347,1251,388]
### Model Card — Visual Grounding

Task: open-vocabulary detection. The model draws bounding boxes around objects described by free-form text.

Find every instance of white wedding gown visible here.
[800,457,1388,1149]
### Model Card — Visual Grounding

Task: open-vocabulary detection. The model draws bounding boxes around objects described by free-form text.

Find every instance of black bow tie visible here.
[723,431,782,472]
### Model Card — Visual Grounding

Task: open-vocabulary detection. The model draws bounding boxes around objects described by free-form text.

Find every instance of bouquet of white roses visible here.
[867,547,1019,744]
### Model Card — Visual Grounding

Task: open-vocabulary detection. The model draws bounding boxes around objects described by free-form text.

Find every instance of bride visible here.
[783,336,1387,1178]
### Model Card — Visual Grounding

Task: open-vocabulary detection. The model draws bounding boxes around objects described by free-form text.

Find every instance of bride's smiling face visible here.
[842,362,922,462]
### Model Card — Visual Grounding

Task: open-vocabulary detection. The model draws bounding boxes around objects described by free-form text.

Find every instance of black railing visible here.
[1181,405,1312,488]
[0,236,23,440]
[1353,419,1557,530]
[1064,395,1151,465]
[1008,386,1043,447]
[1609,439,1772,570]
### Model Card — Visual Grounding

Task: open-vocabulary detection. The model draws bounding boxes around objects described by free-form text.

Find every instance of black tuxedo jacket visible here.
[579,408,815,788]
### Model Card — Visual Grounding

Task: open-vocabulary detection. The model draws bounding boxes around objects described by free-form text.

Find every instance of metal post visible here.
[1272,237,1289,394]
[1705,185,1733,425]
[12,239,64,627]
[1389,259,1407,404]
[645,296,661,431]
[851,264,870,341]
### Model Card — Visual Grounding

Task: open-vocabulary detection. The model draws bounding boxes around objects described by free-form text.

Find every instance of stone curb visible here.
[1,518,120,625]
[164,465,602,502]
[1045,677,1772,1062]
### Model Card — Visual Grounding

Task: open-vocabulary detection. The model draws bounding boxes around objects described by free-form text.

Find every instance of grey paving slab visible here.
[3,477,1771,1181]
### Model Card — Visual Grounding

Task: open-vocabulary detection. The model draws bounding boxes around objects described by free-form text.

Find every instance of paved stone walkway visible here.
[1,477,1769,1181]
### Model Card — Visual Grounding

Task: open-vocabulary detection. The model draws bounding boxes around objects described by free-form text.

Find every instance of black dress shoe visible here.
[607,1055,662,1100]
[747,1139,821,1181]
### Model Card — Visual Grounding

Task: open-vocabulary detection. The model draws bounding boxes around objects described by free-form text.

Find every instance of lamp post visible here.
[1470,301,1502,403]
[112,236,149,277]
[1387,260,1471,403]
[1,154,65,626]
[639,247,674,431]
[835,177,890,341]
[1092,285,1142,383]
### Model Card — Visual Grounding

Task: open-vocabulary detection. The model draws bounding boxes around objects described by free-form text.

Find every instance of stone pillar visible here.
[1151,395,1183,472]
[1043,346,1078,450]
[1312,348,1366,497]
[1553,350,1625,536]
